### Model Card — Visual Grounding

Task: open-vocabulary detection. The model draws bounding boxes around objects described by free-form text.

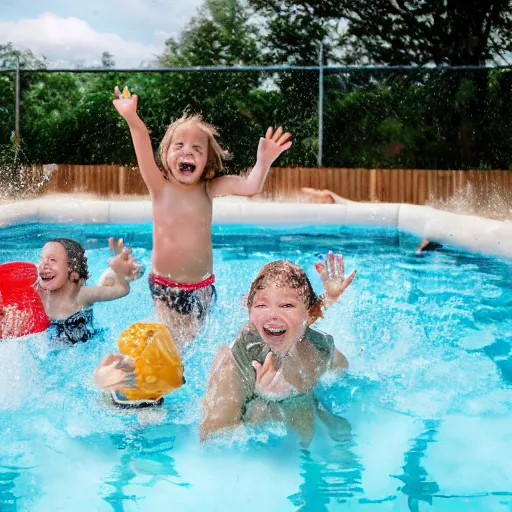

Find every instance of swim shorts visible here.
[148,273,216,319]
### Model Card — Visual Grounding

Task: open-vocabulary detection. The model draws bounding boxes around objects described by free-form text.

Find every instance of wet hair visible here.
[246,260,324,320]
[49,238,90,281]
[157,113,232,181]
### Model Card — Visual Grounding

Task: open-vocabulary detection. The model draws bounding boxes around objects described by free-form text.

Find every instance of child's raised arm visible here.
[199,345,245,442]
[207,126,292,198]
[113,86,166,195]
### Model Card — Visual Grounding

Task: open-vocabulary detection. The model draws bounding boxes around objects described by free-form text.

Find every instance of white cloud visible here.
[0,12,161,67]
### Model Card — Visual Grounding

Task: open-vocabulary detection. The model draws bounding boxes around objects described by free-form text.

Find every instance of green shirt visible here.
[230,325,334,408]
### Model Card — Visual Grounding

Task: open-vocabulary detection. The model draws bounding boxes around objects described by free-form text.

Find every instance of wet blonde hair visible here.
[158,113,231,181]
[246,260,324,321]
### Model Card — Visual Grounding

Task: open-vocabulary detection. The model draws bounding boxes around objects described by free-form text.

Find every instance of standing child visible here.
[112,86,292,347]
[199,252,356,443]
[37,238,140,344]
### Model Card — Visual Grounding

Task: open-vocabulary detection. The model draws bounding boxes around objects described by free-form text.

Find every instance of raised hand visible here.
[256,126,292,166]
[93,353,137,391]
[315,251,356,307]
[112,85,139,121]
[252,352,296,399]
[107,237,145,281]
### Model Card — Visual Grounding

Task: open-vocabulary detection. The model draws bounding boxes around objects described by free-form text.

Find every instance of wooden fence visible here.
[33,164,512,204]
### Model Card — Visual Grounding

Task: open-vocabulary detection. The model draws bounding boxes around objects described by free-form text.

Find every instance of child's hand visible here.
[107,237,145,281]
[315,251,356,307]
[301,187,336,204]
[256,126,292,166]
[252,352,296,399]
[94,353,137,391]
[112,86,138,121]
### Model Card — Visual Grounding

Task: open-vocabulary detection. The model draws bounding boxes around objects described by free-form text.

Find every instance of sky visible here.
[0,0,205,67]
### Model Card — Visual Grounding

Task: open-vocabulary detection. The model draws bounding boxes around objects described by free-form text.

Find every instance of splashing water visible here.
[0,145,54,200]
[0,223,511,510]
[428,182,512,222]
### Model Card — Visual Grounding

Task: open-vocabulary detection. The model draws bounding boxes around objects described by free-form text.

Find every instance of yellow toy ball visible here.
[117,322,184,401]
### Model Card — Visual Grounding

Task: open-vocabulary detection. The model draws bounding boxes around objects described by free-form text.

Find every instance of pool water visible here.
[0,223,511,511]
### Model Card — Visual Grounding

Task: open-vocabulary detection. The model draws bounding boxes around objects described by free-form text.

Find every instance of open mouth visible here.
[179,162,196,173]
[263,325,287,337]
[39,273,55,284]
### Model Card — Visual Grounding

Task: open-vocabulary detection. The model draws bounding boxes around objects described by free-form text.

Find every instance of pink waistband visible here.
[149,272,215,291]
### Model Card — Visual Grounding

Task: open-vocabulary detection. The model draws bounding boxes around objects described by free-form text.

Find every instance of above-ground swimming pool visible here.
[1,221,511,511]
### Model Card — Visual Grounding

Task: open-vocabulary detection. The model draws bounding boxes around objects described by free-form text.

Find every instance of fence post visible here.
[318,42,324,167]
[14,59,21,149]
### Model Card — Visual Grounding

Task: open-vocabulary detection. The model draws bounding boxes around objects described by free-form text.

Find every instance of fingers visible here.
[277,132,292,145]
[113,87,138,107]
[272,126,283,142]
[114,86,131,99]
[265,126,292,147]
[94,357,137,390]
[317,252,354,283]
[108,237,125,256]
[252,351,275,381]
[279,140,293,153]
[115,355,136,372]
[99,353,118,367]
[325,251,337,279]
[328,252,343,279]
[314,260,326,278]
[319,251,344,279]
[340,269,357,293]
[337,254,345,278]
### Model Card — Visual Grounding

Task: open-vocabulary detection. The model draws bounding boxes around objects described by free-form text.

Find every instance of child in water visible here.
[113,86,292,347]
[36,238,140,344]
[199,252,356,443]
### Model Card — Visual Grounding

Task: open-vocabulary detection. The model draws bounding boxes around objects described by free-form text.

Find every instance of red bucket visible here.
[0,262,50,338]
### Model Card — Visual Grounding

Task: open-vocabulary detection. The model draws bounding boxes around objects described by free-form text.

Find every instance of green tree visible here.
[249,0,512,66]
[0,42,46,69]
[337,0,512,66]
[248,0,343,65]
[101,51,116,69]
[159,0,260,67]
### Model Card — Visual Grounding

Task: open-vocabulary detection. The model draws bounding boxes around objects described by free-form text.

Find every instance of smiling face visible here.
[165,122,209,185]
[249,283,310,355]
[38,242,71,291]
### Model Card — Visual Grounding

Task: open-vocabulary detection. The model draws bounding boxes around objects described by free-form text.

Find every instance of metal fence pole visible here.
[15,59,20,148]
[318,43,324,167]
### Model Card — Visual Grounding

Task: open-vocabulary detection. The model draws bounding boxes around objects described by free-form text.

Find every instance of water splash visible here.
[428,182,512,222]
[0,144,54,200]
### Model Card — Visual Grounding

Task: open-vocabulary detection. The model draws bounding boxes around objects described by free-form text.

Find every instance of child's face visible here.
[249,283,310,355]
[166,123,209,185]
[38,242,70,291]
